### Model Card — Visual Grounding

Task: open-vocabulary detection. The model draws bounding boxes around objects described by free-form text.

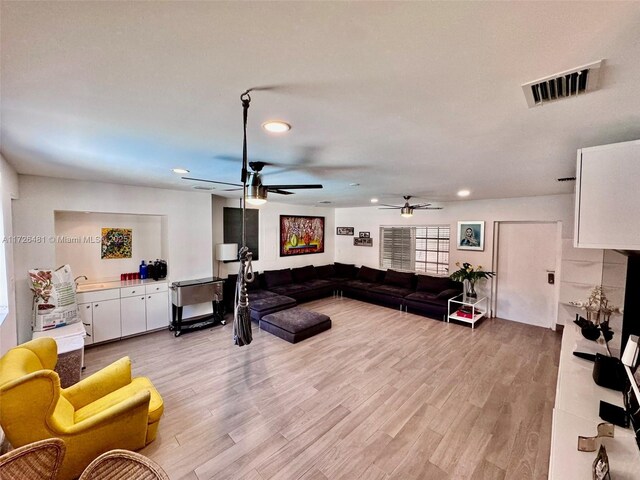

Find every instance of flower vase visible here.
[465,279,477,299]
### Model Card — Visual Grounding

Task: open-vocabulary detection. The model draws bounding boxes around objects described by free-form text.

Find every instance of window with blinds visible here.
[380,226,450,275]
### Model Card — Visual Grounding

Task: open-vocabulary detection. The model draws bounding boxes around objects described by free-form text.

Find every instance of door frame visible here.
[490,221,563,330]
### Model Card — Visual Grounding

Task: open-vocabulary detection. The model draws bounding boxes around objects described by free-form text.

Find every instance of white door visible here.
[496,222,559,328]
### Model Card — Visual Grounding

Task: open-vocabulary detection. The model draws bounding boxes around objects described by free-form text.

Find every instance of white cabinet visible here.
[92,298,121,343]
[146,292,169,330]
[76,289,121,344]
[120,295,147,336]
[77,302,93,345]
[575,139,640,249]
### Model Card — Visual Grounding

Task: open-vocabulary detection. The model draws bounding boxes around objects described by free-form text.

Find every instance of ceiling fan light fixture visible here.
[262,121,291,133]
[400,206,413,218]
[246,185,268,205]
[172,168,190,174]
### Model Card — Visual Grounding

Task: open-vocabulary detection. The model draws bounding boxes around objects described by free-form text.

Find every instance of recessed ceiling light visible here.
[457,189,471,197]
[172,168,190,174]
[262,121,291,133]
[370,198,379,203]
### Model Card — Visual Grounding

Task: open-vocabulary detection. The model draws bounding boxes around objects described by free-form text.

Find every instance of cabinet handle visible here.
[132,290,136,293]
[85,305,90,309]
[94,304,99,307]
[148,296,151,299]
[82,322,90,326]
[141,297,145,300]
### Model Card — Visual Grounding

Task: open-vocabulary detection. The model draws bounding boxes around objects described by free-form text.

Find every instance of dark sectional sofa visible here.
[225,262,462,322]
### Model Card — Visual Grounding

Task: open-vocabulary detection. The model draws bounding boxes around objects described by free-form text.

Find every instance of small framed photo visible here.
[359,231,370,238]
[354,237,373,247]
[337,227,354,236]
[457,221,484,251]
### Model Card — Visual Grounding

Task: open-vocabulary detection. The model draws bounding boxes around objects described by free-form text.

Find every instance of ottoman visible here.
[249,295,296,322]
[260,307,331,343]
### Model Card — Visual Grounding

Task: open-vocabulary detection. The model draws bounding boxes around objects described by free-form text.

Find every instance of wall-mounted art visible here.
[336,227,354,235]
[354,237,373,247]
[457,221,484,251]
[359,231,370,238]
[101,228,132,259]
[280,215,325,256]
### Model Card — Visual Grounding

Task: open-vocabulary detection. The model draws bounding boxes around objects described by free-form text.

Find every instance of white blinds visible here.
[380,225,450,275]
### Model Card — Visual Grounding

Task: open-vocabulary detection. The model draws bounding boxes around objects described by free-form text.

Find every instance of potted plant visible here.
[449,262,495,298]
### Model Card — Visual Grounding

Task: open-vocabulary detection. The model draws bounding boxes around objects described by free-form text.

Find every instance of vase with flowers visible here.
[449,262,495,298]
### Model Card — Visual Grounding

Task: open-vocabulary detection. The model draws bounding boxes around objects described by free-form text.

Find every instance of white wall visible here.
[0,155,19,354]
[212,195,335,278]
[54,211,163,281]
[335,194,575,303]
[13,175,213,343]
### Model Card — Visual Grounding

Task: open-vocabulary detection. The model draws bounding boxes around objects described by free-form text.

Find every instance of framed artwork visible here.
[101,228,132,259]
[359,231,370,238]
[354,237,373,247]
[336,227,354,236]
[457,221,484,251]
[280,215,325,256]
[224,207,259,261]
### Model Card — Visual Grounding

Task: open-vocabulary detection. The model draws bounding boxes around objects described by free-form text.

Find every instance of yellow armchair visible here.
[0,337,163,480]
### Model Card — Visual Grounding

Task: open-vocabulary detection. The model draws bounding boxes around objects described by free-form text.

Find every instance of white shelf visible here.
[549,323,640,478]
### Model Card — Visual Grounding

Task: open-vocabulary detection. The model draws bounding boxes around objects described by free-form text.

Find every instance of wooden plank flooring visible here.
[83,297,561,480]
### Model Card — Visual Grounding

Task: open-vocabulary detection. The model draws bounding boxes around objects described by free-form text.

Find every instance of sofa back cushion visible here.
[292,265,318,283]
[416,275,459,293]
[384,269,415,289]
[357,265,383,283]
[334,262,356,278]
[263,269,293,288]
[315,265,335,279]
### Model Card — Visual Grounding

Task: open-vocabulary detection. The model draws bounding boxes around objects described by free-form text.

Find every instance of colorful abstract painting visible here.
[101,228,132,259]
[280,215,325,256]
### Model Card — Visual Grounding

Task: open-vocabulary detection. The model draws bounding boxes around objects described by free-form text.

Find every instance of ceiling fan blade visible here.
[263,184,323,190]
[378,207,401,210]
[268,189,295,195]
[378,203,402,208]
[411,203,432,208]
[223,188,243,192]
[182,177,242,187]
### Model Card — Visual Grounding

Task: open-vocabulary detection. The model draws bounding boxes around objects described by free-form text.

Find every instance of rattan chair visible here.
[78,449,169,480]
[0,438,66,480]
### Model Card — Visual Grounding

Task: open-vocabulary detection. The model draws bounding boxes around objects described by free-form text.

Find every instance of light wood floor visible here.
[83,297,561,480]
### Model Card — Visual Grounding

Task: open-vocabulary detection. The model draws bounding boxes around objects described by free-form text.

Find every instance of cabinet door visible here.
[146,292,169,331]
[78,302,93,345]
[92,299,121,343]
[121,295,147,337]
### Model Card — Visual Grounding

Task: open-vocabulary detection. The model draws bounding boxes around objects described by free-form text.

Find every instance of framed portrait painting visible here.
[280,215,325,256]
[457,221,484,251]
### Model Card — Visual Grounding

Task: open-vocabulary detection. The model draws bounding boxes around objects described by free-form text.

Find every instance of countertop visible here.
[76,278,167,293]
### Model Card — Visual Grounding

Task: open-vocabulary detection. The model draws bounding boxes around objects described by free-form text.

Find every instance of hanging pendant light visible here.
[246,172,268,205]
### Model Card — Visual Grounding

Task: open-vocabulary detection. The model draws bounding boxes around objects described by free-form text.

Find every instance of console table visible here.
[549,323,640,478]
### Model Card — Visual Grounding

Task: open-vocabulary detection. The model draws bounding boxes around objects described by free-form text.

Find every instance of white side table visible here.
[447,293,488,329]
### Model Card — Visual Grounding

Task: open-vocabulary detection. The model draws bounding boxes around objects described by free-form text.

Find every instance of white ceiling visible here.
[2,2,640,207]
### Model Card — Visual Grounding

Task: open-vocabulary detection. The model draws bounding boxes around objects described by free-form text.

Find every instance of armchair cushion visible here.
[62,357,132,409]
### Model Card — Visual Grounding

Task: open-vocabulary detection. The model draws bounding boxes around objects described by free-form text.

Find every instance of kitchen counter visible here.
[76,278,167,293]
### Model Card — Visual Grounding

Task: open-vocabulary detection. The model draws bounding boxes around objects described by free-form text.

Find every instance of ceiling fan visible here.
[183,161,323,205]
[378,196,443,217]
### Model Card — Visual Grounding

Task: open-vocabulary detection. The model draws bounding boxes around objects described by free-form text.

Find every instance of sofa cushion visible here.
[269,284,311,296]
[292,265,318,283]
[302,279,333,289]
[370,284,414,298]
[263,269,293,288]
[436,288,461,299]
[416,275,458,293]
[384,269,415,289]
[404,291,440,303]
[343,279,380,293]
[334,262,356,278]
[248,290,279,301]
[315,265,335,279]
[357,265,383,283]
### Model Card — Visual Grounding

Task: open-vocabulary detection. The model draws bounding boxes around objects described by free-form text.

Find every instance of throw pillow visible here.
[384,269,415,289]
[292,265,318,283]
[334,262,356,278]
[263,269,293,288]
[357,265,382,283]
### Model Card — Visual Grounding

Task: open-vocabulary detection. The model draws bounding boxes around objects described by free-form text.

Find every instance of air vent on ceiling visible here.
[318,200,332,204]
[193,186,214,191]
[522,60,603,108]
